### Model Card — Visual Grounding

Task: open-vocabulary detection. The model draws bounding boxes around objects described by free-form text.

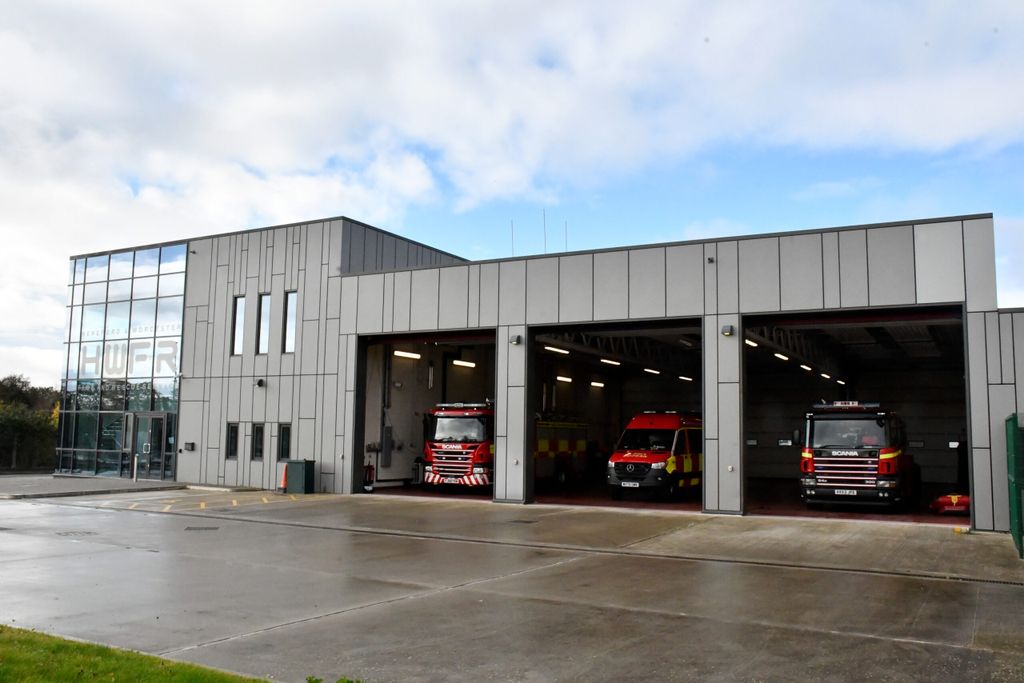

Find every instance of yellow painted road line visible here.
[232,499,238,506]
[289,495,297,501]
[129,503,138,509]
[162,504,172,512]
[200,502,206,509]
[261,496,269,503]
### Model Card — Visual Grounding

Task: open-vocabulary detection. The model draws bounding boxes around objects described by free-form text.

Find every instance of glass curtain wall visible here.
[57,243,187,477]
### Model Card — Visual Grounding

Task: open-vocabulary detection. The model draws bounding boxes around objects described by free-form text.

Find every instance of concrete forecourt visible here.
[2,488,1023,682]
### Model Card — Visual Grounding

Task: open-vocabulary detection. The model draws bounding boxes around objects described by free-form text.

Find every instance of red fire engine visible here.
[799,401,917,507]
[423,403,495,487]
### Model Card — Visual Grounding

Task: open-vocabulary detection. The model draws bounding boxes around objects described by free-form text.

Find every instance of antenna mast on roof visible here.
[543,209,547,253]
[511,219,515,256]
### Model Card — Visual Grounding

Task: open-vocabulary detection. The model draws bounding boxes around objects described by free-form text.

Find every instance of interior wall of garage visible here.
[176,217,462,493]
[339,214,1004,527]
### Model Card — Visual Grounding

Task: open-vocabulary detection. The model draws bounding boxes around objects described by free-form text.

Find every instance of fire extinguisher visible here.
[363,461,375,493]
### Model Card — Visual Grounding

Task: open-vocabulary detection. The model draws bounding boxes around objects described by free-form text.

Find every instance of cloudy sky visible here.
[2,2,1024,387]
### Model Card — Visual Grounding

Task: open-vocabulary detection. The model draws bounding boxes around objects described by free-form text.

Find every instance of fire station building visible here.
[58,213,1022,533]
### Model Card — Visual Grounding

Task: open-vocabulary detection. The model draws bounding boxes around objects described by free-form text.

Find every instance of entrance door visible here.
[132,414,167,480]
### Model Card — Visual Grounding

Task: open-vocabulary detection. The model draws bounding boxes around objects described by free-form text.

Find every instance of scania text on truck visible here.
[799,401,917,507]
[606,412,703,499]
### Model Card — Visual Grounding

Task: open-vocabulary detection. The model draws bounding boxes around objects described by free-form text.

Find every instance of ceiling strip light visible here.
[774,353,789,361]
[452,360,476,368]
[836,379,846,385]
[393,350,421,360]
[590,381,604,388]
[556,375,572,383]
[678,376,693,382]
[744,339,759,347]
[544,346,569,355]
[644,368,660,375]
[600,358,621,366]
[800,364,813,371]
[820,373,831,379]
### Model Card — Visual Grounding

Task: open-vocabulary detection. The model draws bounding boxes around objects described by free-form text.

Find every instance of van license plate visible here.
[835,489,856,496]
[621,482,640,488]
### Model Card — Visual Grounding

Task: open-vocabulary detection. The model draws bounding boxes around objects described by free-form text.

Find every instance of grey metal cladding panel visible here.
[328,222,344,275]
[703,439,719,511]
[506,324,526,387]
[382,236,397,270]
[866,226,916,306]
[738,238,780,313]
[277,374,294,422]
[479,263,499,327]
[272,228,287,275]
[989,384,1014,531]
[986,312,1001,383]
[216,236,230,266]
[780,234,824,311]
[504,385,527,502]
[181,307,198,377]
[628,248,666,319]
[391,271,411,332]
[558,254,593,323]
[438,266,470,329]
[716,241,739,314]
[963,217,997,312]
[967,313,990,448]
[526,258,559,325]
[246,232,262,278]
[382,274,394,333]
[302,259,322,322]
[184,239,213,308]
[410,269,440,330]
[593,251,628,321]
[702,316,719,439]
[703,244,717,314]
[665,244,704,317]
[495,326,509,437]
[972,447,994,530]
[1000,313,1015,385]
[838,230,869,307]
[300,320,320,375]
[498,261,527,326]
[913,221,965,304]
[193,321,208,377]
[363,231,379,272]
[718,382,742,513]
[717,314,740,383]
[299,375,317,419]
[821,232,841,308]
[395,240,409,269]
[339,277,358,334]
[468,265,480,328]
[1016,314,1024,408]
[324,319,341,374]
[326,277,341,319]
[346,224,364,273]
[356,274,385,334]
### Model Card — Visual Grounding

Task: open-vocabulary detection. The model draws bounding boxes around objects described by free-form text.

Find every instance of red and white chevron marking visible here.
[424,472,491,486]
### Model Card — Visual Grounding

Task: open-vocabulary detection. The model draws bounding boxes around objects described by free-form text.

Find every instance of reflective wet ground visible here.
[1,490,1022,682]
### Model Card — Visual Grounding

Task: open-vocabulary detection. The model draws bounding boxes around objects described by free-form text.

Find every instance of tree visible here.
[0,376,60,470]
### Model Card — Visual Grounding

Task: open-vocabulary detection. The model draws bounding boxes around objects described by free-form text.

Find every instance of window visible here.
[257,294,271,354]
[252,423,264,460]
[226,423,239,459]
[283,291,297,353]
[232,296,245,355]
[278,423,291,460]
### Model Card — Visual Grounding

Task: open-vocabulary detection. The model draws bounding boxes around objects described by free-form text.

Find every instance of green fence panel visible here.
[1005,414,1023,559]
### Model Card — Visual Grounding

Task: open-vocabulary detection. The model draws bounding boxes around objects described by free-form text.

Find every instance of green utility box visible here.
[1006,414,1024,559]
[286,459,315,494]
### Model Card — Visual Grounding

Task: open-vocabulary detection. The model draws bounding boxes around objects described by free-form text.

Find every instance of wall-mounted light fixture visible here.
[452,359,476,368]
[720,325,735,336]
[255,378,265,388]
[393,350,421,360]
[509,334,522,345]
[707,256,716,264]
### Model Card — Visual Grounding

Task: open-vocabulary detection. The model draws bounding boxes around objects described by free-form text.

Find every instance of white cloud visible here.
[2,2,1024,384]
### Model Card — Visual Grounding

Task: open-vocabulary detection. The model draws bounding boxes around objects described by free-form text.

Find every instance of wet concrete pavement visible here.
[0,473,185,498]
[1,491,1023,682]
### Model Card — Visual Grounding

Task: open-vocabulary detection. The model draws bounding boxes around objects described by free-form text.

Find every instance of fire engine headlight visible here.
[472,467,487,474]
[424,465,433,472]
[876,480,898,489]
[650,462,666,469]
[607,461,616,470]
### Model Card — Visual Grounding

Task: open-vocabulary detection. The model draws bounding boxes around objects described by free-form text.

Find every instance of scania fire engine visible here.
[799,401,916,507]
[423,403,495,487]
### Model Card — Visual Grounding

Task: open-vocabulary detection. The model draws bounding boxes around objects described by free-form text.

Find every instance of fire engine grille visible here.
[813,449,879,488]
[614,462,651,480]
[430,450,473,477]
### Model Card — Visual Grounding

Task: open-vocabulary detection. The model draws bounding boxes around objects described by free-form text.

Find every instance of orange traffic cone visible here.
[278,465,287,493]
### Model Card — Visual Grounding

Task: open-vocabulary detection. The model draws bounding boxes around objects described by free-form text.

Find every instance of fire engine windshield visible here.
[809,416,886,449]
[617,429,675,451]
[430,416,489,443]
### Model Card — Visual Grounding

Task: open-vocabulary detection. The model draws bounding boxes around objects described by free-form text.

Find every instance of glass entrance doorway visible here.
[131,413,174,480]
